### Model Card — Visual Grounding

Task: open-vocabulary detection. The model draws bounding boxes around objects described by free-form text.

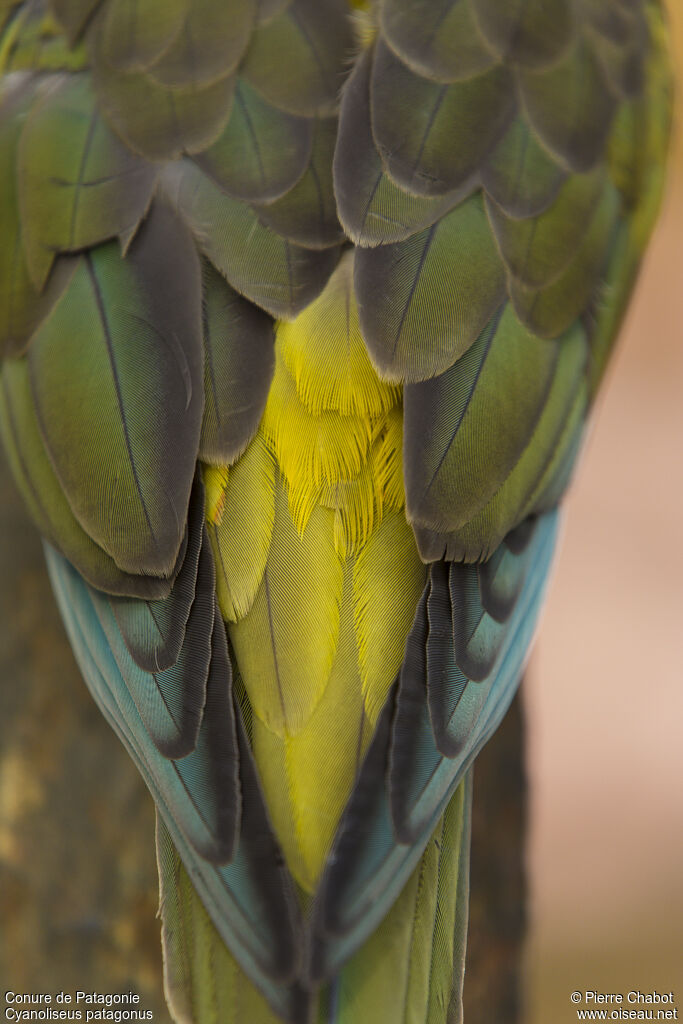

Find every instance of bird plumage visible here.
[0,0,672,1021]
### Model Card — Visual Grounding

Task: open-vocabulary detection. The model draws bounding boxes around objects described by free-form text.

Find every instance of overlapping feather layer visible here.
[0,1,671,1022]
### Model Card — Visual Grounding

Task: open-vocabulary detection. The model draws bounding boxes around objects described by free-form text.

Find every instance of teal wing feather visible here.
[45,541,306,1000]
[308,509,558,981]
[105,476,206,673]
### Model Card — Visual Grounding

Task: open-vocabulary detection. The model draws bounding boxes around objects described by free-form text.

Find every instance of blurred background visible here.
[528,3,683,1018]
[1,7,681,1021]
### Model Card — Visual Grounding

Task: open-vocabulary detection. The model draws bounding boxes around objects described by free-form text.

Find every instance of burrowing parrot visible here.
[0,0,672,1020]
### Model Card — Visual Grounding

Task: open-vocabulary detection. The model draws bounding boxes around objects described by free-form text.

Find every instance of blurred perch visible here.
[0,446,527,1021]
[464,696,527,1024]
[0,449,167,1013]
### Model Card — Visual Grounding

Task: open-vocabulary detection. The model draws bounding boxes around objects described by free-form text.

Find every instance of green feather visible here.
[522,379,586,516]
[355,193,505,382]
[589,3,673,393]
[329,778,470,1024]
[27,203,203,577]
[256,117,343,250]
[91,24,236,162]
[403,304,565,535]
[380,0,498,84]
[334,48,464,248]
[581,0,635,43]
[585,2,647,100]
[200,263,275,466]
[163,159,340,319]
[240,0,353,117]
[195,78,312,204]
[0,4,89,71]
[0,78,78,357]
[370,38,515,197]
[48,0,103,44]
[99,0,187,73]
[158,814,294,1024]
[257,0,291,22]
[481,114,568,219]
[486,166,606,289]
[148,0,255,89]
[519,35,618,171]
[0,355,180,598]
[470,0,575,68]
[406,320,589,561]
[509,179,621,338]
[18,73,158,290]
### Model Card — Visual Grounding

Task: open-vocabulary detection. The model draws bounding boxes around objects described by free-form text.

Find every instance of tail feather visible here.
[158,780,472,1024]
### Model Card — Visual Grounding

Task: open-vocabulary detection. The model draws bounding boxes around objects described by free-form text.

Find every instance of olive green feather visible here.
[48,0,103,43]
[199,263,275,466]
[333,780,470,1024]
[380,0,497,84]
[480,114,568,218]
[256,117,343,250]
[147,0,255,89]
[403,305,567,535]
[91,32,237,161]
[240,0,353,118]
[406,322,588,561]
[163,160,340,319]
[518,35,618,172]
[27,202,203,577]
[0,77,78,357]
[470,0,575,68]
[508,180,621,339]
[99,0,188,74]
[334,48,466,248]
[485,166,607,289]
[195,79,313,204]
[370,38,515,198]
[355,194,506,382]
[18,72,158,290]
[0,354,183,598]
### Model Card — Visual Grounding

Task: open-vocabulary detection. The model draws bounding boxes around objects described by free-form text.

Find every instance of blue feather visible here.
[309,509,559,981]
[45,543,303,992]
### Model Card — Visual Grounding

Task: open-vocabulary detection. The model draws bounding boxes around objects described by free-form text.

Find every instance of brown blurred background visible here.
[528,4,683,1018]
[1,9,682,1021]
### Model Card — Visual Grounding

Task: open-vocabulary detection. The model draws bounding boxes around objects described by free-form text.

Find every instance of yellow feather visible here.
[278,253,399,418]
[353,510,427,724]
[371,404,406,512]
[252,564,370,892]
[215,237,422,895]
[202,464,230,525]
[320,457,379,558]
[261,347,373,513]
[285,473,323,539]
[204,435,275,623]
[228,474,343,736]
